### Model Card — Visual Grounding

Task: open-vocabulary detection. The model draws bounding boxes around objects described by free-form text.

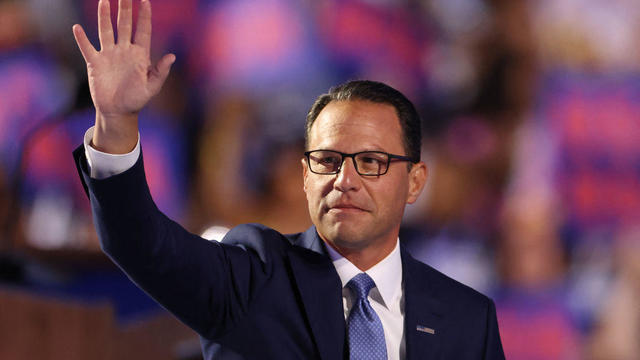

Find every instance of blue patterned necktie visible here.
[346,273,388,360]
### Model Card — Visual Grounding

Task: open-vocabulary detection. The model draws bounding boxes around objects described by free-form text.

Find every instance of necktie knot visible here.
[347,273,376,302]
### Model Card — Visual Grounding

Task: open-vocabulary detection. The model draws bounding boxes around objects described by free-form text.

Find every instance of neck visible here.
[325,236,398,271]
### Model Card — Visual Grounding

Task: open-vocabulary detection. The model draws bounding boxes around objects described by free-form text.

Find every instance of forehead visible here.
[308,100,404,153]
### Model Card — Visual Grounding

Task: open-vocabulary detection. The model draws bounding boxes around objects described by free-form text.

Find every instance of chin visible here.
[323,223,371,250]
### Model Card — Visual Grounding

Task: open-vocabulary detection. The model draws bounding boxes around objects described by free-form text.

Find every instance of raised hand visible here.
[72,0,175,154]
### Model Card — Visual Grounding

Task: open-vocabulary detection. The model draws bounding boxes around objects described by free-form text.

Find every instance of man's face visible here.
[302,100,426,252]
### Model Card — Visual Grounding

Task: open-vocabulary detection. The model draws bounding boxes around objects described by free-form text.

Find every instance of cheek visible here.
[305,186,318,207]
[304,178,331,204]
[304,182,329,224]
[374,178,409,212]
[374,192,402,215]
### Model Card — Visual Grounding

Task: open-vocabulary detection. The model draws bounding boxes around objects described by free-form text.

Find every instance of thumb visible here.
[148,53,176,95]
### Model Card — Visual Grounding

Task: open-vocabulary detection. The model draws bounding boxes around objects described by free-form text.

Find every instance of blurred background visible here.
[1,0,639,358]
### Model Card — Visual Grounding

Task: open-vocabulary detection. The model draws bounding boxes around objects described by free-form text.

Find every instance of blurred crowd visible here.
[1,0,639,358]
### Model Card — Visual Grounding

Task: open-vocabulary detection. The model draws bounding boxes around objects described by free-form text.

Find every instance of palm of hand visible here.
[73,0,174,118]
[87,43,154,116]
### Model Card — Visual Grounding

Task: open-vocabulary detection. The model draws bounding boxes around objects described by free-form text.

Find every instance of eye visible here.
[355,152,388,174]
[319,155,340,165]
[358,152,386,165]
[309,151,342,173]
[360,156,383,165]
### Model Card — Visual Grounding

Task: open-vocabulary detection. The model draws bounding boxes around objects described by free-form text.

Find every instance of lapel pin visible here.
[416,325,435,334]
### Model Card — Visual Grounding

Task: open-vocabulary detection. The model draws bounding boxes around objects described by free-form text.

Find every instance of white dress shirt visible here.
[83,126,406,359]
[325,240,405,360]
[83,127,140,179]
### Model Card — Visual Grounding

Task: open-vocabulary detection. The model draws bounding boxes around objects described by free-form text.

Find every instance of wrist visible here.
[92,112,139,154]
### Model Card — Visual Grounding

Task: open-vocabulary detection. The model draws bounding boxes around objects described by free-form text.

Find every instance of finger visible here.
[117,0,133,44]
[148,53,176,95]
[72,24,98,62]
[98,0,115,49]
[133,0,151,51]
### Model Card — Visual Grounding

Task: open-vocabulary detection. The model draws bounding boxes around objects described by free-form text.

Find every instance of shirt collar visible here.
[324,239,403,308]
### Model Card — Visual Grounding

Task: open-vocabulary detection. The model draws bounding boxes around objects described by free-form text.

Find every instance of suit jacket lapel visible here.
[287,227,346,360]
[402,247,446,360]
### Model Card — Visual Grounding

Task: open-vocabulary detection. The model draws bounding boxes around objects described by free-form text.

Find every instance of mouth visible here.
[327,204,368,213]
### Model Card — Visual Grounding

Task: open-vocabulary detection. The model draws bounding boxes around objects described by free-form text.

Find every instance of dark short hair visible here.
[305,80,421,162]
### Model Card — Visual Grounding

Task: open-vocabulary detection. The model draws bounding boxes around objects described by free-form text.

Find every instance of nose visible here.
[334,157,361,192]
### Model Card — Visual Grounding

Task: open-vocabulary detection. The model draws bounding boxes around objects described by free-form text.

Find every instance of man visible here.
[72,0,505,359]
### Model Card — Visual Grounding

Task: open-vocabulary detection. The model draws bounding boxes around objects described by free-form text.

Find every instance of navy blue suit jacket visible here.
[74,146,505,359]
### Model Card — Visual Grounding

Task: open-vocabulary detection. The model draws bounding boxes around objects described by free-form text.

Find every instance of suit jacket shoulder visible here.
[409,252,490,307]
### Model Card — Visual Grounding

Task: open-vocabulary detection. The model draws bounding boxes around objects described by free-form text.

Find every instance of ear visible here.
[301,157,309,193]
[406,162,428,204]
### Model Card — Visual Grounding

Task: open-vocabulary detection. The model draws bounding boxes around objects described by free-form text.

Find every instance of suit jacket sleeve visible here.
[73,145,270,340]
[484,299,505,359]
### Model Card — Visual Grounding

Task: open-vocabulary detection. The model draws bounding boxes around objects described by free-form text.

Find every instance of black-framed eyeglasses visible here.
[304,150,416,176]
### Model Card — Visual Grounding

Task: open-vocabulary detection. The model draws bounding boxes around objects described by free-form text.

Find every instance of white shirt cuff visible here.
[83,126,141,179]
